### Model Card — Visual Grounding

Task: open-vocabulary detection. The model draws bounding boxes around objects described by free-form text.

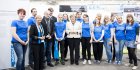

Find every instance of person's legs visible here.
[74,38,80,65]
[114,40,120,62]
[118,40,125,62]
[86,38,91,60]
[32,44,40,70]
[98,42,103,61]
[28,43,34,68]
[21,45,27,70]
[39,43,45,70]
[104,39,112,61]
[127,47,133,64]
[60,40,65,62]
[93,43,98,61]
[130,48,138,66]
[64,38,68,59]
[13,43,26,70]
[68,38,74,64]
[81,37,87,60]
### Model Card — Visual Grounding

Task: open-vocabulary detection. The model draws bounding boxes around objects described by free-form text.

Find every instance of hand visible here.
[108,42,112,46]
[39,36,45,40]
[114,39,117,44]
[25,40,29,45]
[95,40,100,42]
[48,36,52,39]
[135,41,138,45]
[20,40,26,45]
[90,39,92,43]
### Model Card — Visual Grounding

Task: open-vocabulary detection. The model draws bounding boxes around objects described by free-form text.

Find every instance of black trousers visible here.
[127,47,138,66]
[56,40,65,61]
[92,42,103,61]
[64,38,69,58]
[68,38,80,63]
[112,37,116,61]
[28,42,34,65]
[31,43,44,70]
[81,37,91,60]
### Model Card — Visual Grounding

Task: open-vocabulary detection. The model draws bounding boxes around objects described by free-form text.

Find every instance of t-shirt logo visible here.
[116,26,125,30]
[126,26,133,30]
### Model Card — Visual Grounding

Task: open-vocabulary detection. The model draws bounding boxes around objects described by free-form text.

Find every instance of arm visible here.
[97,30,104,41]
[25,26,30,45]
[11,27,25,45]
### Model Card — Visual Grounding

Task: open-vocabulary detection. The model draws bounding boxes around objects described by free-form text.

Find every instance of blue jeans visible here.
[13,43,27,70]
[115,40,125,61]
[104,38,112,61]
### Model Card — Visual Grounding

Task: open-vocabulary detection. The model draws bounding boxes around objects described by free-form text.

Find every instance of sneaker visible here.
[47,63,54,67]
[114,61,118,65]
[97,60,101,64]
[83,59,87,65]
[108,60,112,64]
[118,61,122,65]
[55,61,59,66]
[88,60,92,65]
[61,61,65,65]
[94,60,98,64]
[125,63,133,67]
[132,66,138,70]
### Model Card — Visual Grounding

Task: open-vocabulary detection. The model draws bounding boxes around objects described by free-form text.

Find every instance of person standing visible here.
[27,8,37,68]
[66,14,82,65]
[54,14,66,65]
[90,17,104,64]
[81,14,92,65]
[41,10,54,67]
[125,14,139,70]
[113,16,126,65]
[103,16,114,63]
[11,8,29,70]
[63,13,69,61]
[30,15,45,70]
[76,11,83,23]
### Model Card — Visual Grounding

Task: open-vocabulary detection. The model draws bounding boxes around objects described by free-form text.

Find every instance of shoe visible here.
[108,60,112,64]
[47,63,54,67]
[114,61,118,65]
[125,63,133,67]
[83,59,87,65]
[55,61,59,66]
[132,66,138,70]
[61,61,65,65]
[97,60,101,64]
[118,61,122,65]
[88,60,92,65]
[94,60,98,64]
[70,61,74,65]
[75,62,79,65]
[64,58,68,61]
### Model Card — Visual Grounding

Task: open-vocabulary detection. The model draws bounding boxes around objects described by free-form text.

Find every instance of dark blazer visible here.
[29,24,44,44]
[41,16,57,40]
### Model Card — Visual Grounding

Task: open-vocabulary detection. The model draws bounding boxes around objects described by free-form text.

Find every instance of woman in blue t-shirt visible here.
[125,14,139,70]
[63,13,69,61]
[90,17,104,64]
[113,16,126,65]
[81,14,92,65]
[11,8,29,70]
[103,16,114,63]
[54,14,66,65]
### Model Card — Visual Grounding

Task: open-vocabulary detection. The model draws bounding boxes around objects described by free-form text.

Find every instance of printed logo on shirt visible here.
[116,26,125,30]
[126,26,133,30]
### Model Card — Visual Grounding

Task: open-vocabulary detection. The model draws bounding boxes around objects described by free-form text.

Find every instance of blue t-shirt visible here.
[63,19,68,24]
[11,20,28,42]
[27,16,36,26]
[82,22,91,37]
[76,18,83,23]
[113,22,126,40]
[55,22,66,38]
[103,23,113,39]
[93,25,104,41]
[125,22,139,41]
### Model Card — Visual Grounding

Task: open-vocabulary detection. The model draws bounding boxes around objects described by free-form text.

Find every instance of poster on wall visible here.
[59,5,87,12]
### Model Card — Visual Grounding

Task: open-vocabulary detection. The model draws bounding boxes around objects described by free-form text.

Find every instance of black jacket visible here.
[29,24,45,44]
[41,16,57,40]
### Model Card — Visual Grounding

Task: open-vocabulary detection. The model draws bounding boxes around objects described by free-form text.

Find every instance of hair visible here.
[76,11,82,15]
[126,14,134,25]
[94,18,101,26]
[63,13,69,21]
[104,15,110,25]
[48,7,54,12]
[31,8,36,13]
[83,14,89,22]
[17,8,26,15]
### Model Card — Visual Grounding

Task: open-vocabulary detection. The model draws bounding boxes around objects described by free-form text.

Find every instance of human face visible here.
[70,15,76,23]
[32,9,37,17]
[63,14,68,20]
[104,16,110,23]
[83,15,88,22]
[58,14,63,22]
[76,12,82,18]
[18,12,26,20]
[117,16,122,23]
[36,15,42,24]
[127,16,133,22]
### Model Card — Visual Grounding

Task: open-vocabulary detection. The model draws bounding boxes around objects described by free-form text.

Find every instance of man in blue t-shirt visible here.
[76,11,83,23]
[27,8,37,69]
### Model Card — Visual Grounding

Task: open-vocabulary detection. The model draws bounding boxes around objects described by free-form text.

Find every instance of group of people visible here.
[11,7,140,70]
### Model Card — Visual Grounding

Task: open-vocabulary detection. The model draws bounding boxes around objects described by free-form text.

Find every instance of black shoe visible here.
[61,61,65,65]
[47,63,54,67]
[70,61,74,65]
[29,64,34,69]
[55,61,59,66]
[75,62,79,65]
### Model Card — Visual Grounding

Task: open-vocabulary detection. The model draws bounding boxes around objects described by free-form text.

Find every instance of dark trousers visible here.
[127,47,138,66]
[112,37,116,61]
[64,38,69,58]
[93,42,103,61]
[68,38,80,63]
[52,37,55,59]
[56,40,65,61]
[31,43,44,70]
[81,37,91,60]
[28,43,34,65]
[45,40,52,64]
